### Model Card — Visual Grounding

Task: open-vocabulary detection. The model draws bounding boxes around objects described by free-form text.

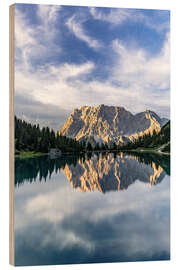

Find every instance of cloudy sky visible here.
[14,4,170,130]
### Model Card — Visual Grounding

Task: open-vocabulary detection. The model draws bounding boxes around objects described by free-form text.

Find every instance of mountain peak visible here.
[59,105,168,145]
[98,104,105,108]
[97,104,126,110]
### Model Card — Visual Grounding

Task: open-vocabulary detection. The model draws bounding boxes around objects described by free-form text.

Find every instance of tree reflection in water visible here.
[15,152,170,192]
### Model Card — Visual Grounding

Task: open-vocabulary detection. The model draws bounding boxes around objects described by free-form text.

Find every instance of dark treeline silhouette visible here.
[15,116,84,153]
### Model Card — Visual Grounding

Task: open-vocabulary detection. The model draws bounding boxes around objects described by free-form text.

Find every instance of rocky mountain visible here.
[154,120,170,153]
[59,105,168,146]
[63,153,165,193]
[125,120,170,153]
[160,121,170,152]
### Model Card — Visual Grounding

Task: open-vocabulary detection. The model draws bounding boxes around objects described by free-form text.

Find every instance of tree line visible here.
[15,116,84,153]
[120,121,170,151]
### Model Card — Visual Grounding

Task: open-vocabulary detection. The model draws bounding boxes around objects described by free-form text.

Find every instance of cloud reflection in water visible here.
[14,152,170,266]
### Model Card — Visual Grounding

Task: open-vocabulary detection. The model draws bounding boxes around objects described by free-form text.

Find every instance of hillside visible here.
[158,121,170,152]
[123,121,170,153]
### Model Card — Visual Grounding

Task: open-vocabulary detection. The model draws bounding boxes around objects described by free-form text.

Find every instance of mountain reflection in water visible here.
[63,153,166,193]
[15,152,170,193]
[14,152,170,266]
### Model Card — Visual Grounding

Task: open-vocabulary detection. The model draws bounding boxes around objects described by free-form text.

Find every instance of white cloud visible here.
[90,7,170,33]
[24,177,169,223]
[15,5,61,71]
[66,15,102,49]
[15,60,96,111]
[15,10,35,49]
[49,61,94,79]
[15,169,169,259]
[90,7,136,25]
[36,5,61,42]
[111,33,170,91]
[15,35,170,121]
[38,4,61,24]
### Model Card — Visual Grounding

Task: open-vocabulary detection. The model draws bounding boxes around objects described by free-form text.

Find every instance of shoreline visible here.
[15,148,170,159]
[124,148,170,155]
[15,151,47,159]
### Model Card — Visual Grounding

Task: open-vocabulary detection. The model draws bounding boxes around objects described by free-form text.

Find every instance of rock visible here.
[58,105,168,145]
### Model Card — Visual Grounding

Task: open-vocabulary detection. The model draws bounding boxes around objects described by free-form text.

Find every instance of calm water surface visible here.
[14,152,170,266]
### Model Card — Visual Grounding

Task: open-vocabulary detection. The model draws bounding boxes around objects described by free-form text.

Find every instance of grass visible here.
[125,147,170,155]
[15,150,47,158]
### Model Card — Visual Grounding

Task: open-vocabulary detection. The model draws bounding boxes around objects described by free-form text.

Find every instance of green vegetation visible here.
[15,150,46,158]
[15,116,84,154]
[161,142,170,153]
[119,121,170,154]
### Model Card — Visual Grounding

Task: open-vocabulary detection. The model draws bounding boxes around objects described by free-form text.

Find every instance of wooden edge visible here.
[9,4,15,266]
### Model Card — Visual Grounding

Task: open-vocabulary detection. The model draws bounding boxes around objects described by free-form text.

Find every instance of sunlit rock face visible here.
[63,153,165,193]
[58,105,168,145]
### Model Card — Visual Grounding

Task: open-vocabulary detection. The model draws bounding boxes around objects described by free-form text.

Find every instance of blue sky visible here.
[14,4,170,130]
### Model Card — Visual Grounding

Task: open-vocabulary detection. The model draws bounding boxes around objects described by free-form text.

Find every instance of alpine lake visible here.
[14,151,170,266]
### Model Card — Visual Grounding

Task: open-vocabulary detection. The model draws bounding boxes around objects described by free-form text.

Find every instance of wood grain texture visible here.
[9,4,15,266]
